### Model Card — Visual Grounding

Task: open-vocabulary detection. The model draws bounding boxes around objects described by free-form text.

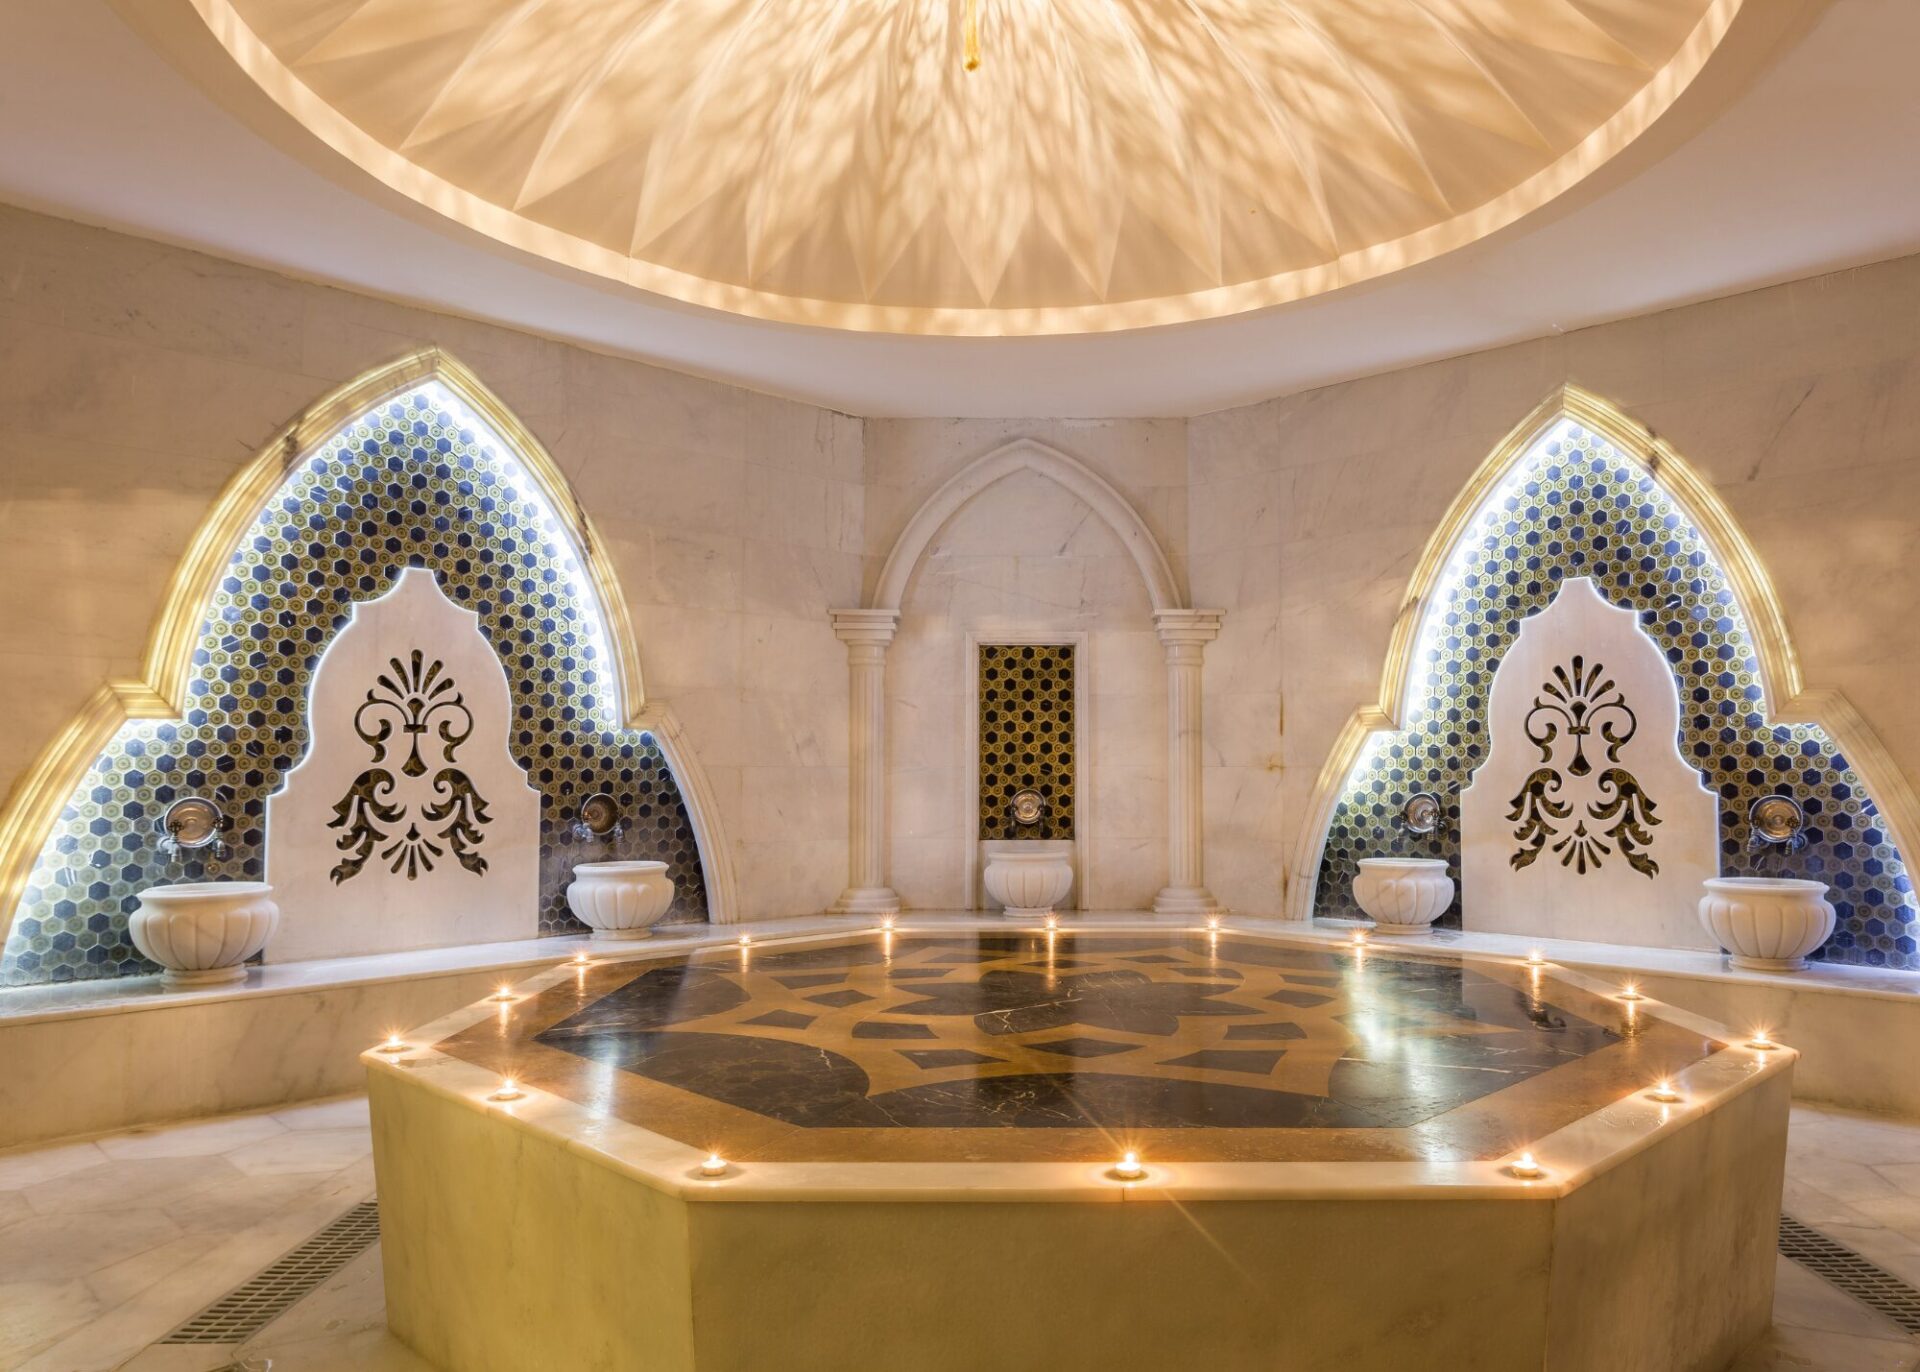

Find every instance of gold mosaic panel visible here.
[978,644,1074,840]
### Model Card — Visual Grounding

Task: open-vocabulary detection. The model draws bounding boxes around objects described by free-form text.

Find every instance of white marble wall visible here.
[0,205,860,924]
[863,421,1189,910]
[1189,252,1920,916]
[6,203,1920,930]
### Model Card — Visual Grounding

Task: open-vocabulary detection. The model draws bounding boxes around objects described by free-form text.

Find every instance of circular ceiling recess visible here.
[174,0,1743,335]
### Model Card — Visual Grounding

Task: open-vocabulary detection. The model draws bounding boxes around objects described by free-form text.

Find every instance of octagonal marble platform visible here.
[366,923,1794,1372]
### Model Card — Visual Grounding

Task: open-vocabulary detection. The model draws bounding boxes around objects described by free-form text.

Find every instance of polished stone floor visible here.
[0,1098,1915,1369]
[433,929,1719,1162]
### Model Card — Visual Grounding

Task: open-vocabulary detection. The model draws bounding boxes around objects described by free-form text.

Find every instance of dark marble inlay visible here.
[743,1010,815,1030]
[851,1021,937,1040]
[1027,1037,1139,1058]
[515,932,1669,1145]
[1224,1021,1307,1042]
[900,1049,1004,1069]
[1161,1048,1285,1075]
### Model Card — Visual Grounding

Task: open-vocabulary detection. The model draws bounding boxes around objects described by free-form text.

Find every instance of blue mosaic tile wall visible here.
[1,385,707,985]
[1314,421,1917,969]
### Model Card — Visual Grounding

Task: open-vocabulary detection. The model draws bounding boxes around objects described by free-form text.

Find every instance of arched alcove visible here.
[0,349,736,983]
[834,437,1222,917]
[1293,386,1918,967]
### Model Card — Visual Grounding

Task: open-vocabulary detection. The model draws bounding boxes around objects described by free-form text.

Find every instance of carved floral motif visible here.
[1507,655,1660,877]
[329,651,491,883]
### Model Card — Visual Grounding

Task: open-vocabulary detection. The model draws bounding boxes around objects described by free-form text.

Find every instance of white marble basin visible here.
[981,840,1074,917]
[1351,858,1453,934]
[129,881,280,987]
[1698,876,1836,971]
[567,860,675,940]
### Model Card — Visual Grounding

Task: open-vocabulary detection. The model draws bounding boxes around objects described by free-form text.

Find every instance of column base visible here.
[1152,886,1222,917]
[831,886,902,918]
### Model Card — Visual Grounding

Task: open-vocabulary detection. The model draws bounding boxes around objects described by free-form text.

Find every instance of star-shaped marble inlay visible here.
[886,968,1256,1038]
[525,933,1622,1127]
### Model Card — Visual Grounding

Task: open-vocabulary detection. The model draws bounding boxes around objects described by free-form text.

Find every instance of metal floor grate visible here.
[158,1202,381,1345]
[1780,1213,1920,1335]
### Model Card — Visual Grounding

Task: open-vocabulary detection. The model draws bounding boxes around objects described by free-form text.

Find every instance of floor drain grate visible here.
[1780,1213,1920,1335]
[158,1201,381,1345]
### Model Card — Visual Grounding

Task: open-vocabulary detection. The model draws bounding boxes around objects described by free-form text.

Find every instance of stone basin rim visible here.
[365,921,1792,1205]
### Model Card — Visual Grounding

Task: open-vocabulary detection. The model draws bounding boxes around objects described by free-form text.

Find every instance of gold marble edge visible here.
[363,920,1797,1204]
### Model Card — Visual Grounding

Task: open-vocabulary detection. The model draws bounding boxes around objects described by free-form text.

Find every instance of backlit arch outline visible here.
[0,347,738,945]
[1286,384,1920,922]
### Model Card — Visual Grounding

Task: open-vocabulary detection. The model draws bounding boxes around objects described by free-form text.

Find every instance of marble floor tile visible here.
[1731,1325,1920,1371]
[96,1114,289,1162]
[273,1094,371,1132]
[23,1156,240,1218]
[220,1127,371,1177]
[0,1139,107,1190]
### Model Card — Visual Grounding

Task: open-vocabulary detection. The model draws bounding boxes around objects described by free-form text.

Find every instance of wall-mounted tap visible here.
[572,792,625,843]
[1747,794,1807,872]
[1399,792,1442,837]
[156,795,231,867]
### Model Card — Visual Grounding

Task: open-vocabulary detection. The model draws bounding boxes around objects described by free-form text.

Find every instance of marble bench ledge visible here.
[0,916,855,1028]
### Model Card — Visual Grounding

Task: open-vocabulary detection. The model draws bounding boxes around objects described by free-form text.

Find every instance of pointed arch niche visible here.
[1293,386,1919,968]
[832,438,1223,916]
[0,349,737,984]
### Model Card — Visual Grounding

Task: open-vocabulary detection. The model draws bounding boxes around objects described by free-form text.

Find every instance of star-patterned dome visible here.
[166,0,1741,333]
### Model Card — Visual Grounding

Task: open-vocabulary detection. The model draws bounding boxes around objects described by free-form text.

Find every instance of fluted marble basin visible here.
[129,881,280,986]
[1698,876,1837,971]
[981,839,1074,917]
[566,861,675,940]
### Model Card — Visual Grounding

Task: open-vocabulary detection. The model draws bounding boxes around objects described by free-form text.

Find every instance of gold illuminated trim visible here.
[138,0,1750,337]
[1286,384,1920,921]
[0,348,677,947]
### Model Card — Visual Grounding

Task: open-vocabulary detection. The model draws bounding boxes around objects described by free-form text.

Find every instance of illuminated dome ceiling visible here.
[173,0,1742,335]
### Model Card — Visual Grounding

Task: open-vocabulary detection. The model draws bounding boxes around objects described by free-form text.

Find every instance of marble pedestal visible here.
[367,933,1792,1372]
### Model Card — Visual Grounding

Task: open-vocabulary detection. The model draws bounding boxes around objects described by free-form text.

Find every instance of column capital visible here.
[830,608,901,648]
[1152,609,1224,649]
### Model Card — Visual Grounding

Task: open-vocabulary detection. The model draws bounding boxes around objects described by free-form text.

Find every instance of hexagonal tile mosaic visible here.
[1,385,706,985]
[978,643,1075,840]
[1314,421,1916,969]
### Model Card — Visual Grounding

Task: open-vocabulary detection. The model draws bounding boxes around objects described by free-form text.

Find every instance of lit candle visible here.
[572,950,591,967]
[1507,1152,1544,1180]
[1206,914,1222,932]
[1110,1151,1145,1181]
[488,983,515,1003]
[700,1152,729,1177]
[489,1077,524,1102]
[1747,1029,1778,1052]
[738,932,753,947]
[1351,930,1370,948]
[1616,983,1644,1003]
[1524,949,1547,967]
[375,1033,407,1055]
[1647,1079,1682,1103]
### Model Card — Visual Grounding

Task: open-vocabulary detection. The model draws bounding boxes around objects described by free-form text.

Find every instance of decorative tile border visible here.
[1313,421,1915,969]
[1,385,705,985]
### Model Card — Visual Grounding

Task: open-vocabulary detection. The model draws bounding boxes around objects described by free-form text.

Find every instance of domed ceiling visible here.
[177,0,1743,334]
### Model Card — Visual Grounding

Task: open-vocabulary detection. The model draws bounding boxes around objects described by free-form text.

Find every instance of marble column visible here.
[830,609,902,917]
[1153,609,1224,916]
